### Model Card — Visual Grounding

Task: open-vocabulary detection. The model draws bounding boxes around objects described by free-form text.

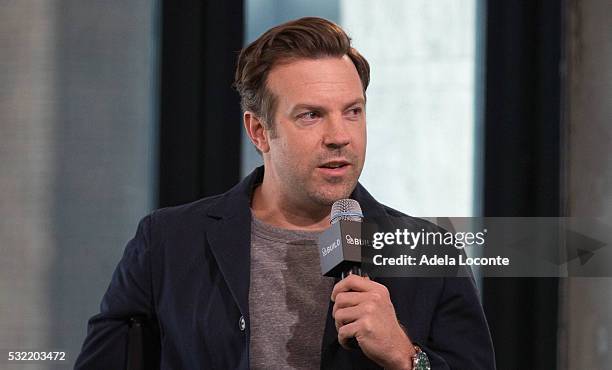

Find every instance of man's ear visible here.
[243,111,270,153]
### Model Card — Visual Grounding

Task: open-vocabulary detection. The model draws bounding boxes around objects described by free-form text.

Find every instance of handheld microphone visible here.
[319,199,370,350]
[318,199,366,278]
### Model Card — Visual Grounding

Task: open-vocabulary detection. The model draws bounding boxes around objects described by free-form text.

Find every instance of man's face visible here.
[263,56,367,207]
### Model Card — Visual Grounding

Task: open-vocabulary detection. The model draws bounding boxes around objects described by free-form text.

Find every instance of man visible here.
[76,17,495,369]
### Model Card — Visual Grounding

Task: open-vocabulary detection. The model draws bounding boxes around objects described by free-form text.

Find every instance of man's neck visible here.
[250,184,330,231]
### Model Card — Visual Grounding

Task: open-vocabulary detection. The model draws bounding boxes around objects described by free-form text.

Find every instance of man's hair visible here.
[233,17,370,134]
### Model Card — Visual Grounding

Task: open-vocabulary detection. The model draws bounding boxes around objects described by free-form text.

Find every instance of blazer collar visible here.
[206,165,388,220]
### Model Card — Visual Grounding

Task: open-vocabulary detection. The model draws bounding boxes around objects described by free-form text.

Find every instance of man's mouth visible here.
[318,160,351,176]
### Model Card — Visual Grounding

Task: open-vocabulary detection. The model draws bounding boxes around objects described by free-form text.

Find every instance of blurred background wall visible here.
[562,0,612,368]
[0,0,611,369]
[0,1,159,368]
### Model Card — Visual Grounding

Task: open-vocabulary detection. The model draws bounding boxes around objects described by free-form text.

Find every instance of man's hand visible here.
[331,274,415,370]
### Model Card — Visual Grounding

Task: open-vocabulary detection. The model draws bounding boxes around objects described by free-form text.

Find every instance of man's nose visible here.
[322,114,350,149]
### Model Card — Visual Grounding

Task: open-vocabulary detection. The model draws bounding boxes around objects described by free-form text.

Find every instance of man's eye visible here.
[346,107,362,118]
[299,111,320,121]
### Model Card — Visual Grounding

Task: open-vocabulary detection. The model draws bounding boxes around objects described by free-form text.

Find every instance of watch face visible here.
[414,351,431,370]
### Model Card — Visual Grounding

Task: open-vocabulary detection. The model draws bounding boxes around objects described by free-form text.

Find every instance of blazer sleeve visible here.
[74,214,157,370]
[421,276,496,370]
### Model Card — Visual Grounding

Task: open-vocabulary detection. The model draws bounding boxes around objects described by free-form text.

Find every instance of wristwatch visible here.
[411,345,431,370]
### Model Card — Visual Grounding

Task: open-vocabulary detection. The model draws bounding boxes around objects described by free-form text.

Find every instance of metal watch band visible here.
[411,345,431,370]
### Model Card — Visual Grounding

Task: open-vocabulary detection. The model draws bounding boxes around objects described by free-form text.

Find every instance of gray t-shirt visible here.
[249,216,335,369]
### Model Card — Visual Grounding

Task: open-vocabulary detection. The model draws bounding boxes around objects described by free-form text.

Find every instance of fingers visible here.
[332,291,363,317]
[333,304,361,331]
[337,319,376,350]
[337,321,360,349]
[331,274,382,301]
[334,300,380,331]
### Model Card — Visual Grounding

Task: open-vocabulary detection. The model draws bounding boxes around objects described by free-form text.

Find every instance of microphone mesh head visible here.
[330,199,363,224]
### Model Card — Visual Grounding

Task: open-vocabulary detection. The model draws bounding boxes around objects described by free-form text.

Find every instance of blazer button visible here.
[239,316,246,331]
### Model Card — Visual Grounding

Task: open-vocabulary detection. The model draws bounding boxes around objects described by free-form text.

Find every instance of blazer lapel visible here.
[206,212,252,320]
[205,167,264,322]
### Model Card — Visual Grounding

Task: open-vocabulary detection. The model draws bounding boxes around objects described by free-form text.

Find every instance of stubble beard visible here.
[292,165,361,207]
[305,181,357,206]
[272,147,363,208]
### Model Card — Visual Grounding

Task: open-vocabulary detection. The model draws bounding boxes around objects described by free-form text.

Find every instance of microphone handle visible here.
[340,265,363,279]
[340,264,363,349]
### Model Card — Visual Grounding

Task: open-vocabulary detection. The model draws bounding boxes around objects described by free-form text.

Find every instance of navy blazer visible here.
[75,166,495,369]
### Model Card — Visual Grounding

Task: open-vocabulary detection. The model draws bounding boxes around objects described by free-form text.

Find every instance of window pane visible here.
[341,0,479,217]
